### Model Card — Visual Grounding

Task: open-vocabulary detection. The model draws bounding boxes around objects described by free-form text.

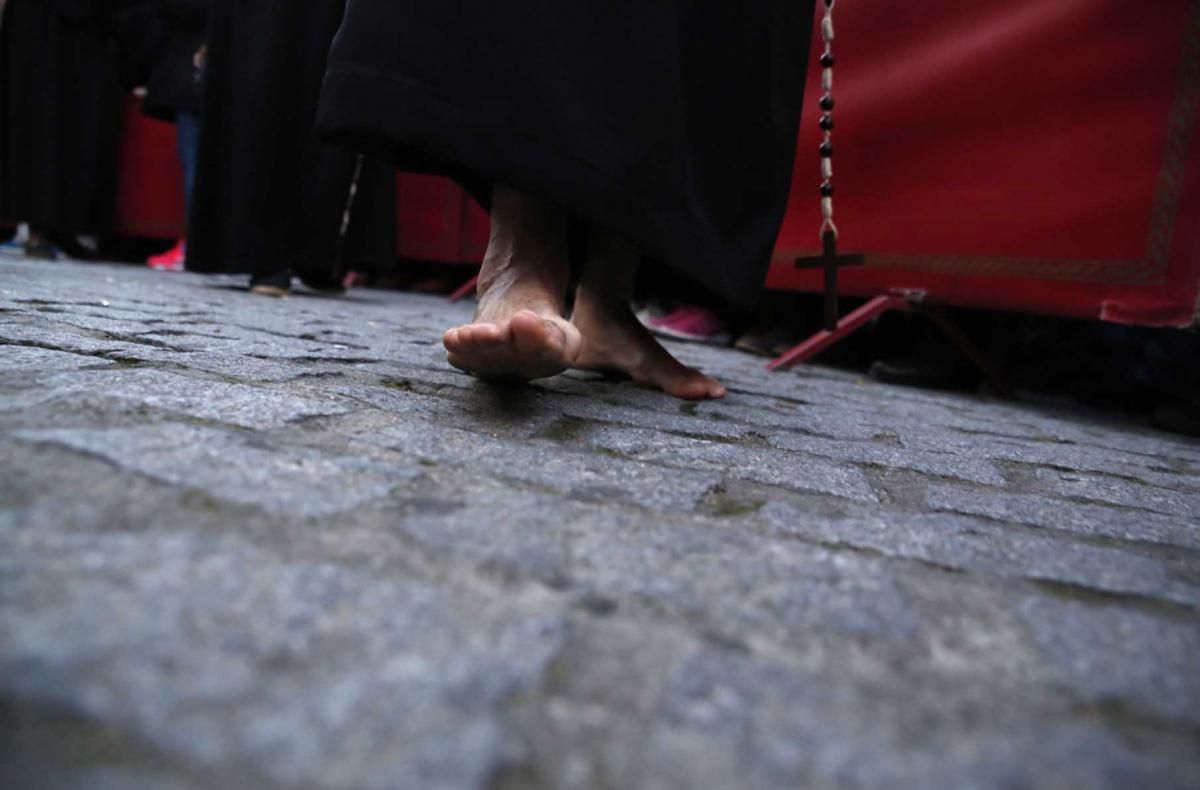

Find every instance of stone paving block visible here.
[640,648,1172,790]
[29,311,162,338]
[375,485,1024,661]
[325,379,608,443]
[1015,596,1200,725]
[758,502,1200,607]
[186,328,386,363]
[991,405,1200,466]
[925,484,1200,550]
[0,345,115,372]
[0,321,169,361]
[2,368,350,429]
[566,399,756,441]
[158,350,346,384]
[363,422,726,513]
[0,525,565,789]
[12,424,410,517]
[914,434,1200,492]
[769,432,1007,486]
[1032,466,1200,517]
[504,616,1198,790]
[583,424,879,502]
[702,398,888,442]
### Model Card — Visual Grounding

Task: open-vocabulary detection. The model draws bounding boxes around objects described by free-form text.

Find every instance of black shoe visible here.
[249,271,291,297]
[24,236,58,260]
[868,358,980,391]
[1152,402,1200,437]
[297,270,346,296]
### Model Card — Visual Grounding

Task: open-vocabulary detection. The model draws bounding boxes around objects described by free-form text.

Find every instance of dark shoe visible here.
[24,236,58,260]
[736,325,800,358]
[297,270,346,296]
[868,358,980,391]
[1152,402,1200,437]
[249,271,291,297]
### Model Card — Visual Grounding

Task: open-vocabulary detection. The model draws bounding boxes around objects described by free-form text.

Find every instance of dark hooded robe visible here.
[0,0,123,234]
[185,0,396,280]
[316,2,815,307]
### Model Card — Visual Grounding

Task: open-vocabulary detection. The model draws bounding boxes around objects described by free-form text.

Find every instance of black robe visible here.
[142,0,207,121]
[317,2,814,307]
[186,0,396,279]
[0,0,123,234]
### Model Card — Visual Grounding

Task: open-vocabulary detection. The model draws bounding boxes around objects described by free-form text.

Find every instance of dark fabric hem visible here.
[316,68,773,309]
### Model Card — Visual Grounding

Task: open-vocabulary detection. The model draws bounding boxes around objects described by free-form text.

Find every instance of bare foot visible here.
[570,228,724,400]
[571,292,726,400]
[444,304,581,382]
[442,187,581,381]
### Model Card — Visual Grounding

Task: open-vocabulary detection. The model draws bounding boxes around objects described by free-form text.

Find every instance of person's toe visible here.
[673,379,712,400]
[510,311,554,343]
[460,323,505,348]
[511,311,571,367]
[666,371,725,401]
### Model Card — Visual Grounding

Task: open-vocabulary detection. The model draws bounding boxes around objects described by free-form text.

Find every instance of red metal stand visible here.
[448,275,479,303]
[768,294,1014,398]
[767,295,910,371]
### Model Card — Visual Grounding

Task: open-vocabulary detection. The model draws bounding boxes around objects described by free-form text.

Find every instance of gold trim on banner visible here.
[855,255,1143,283]
[1143,0,1200,283]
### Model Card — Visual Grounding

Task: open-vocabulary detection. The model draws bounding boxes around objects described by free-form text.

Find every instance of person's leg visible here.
[147,113,201,270]
[571,229,725,400]
[443,185,581,381]
[175,111,201,223]
[24,226,58,260]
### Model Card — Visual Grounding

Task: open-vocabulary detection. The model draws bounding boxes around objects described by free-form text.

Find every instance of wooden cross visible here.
[796,230,865,331]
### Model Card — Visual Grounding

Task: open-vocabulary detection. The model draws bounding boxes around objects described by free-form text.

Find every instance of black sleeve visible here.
[112,0,167,87]
[161,0,208,28]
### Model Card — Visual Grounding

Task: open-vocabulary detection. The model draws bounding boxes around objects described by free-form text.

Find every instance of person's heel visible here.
[249,270,291,297]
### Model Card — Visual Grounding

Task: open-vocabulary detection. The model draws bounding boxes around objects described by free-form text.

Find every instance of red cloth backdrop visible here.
[770,0,1200,327]
[115,0,1200,326]
[114,96,185,240]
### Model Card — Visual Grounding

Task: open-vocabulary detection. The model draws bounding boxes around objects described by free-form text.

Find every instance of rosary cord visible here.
[819,0,838,240]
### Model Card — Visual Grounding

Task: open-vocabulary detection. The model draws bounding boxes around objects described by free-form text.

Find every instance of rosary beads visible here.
[818,0,838,240]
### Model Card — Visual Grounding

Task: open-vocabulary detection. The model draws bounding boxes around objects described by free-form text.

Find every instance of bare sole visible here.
[250,284,290,298]
[444,309,580,381]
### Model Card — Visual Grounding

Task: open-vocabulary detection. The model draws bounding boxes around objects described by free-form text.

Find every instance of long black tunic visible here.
[186,0,396,278]
[317,2,814,307]
[0,0,123,233]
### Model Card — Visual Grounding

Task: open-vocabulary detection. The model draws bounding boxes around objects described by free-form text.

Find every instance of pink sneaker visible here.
[647,304,733,346]
[147,239,186,272]
[634,300,671,329]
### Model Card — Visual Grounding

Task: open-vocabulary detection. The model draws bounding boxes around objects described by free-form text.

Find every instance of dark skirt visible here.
[0,0,122,233]
[186,0,396,277]
[317,2,814,307]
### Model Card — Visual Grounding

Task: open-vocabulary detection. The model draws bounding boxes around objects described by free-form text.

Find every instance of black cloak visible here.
[316,2,814,306]
[186,0,396,279]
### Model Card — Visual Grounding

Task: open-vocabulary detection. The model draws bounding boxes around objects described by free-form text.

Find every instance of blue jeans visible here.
[176,111,201,224]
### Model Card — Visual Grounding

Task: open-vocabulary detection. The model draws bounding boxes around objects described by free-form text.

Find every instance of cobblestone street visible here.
[1,258,1197,788]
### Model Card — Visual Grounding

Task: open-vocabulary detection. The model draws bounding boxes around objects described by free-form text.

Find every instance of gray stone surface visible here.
[1,259,1198,789]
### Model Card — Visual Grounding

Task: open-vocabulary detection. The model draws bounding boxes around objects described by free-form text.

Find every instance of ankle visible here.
[574,283,632,317]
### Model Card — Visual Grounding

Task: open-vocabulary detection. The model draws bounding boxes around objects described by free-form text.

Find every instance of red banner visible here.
[770,0,1200,327]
